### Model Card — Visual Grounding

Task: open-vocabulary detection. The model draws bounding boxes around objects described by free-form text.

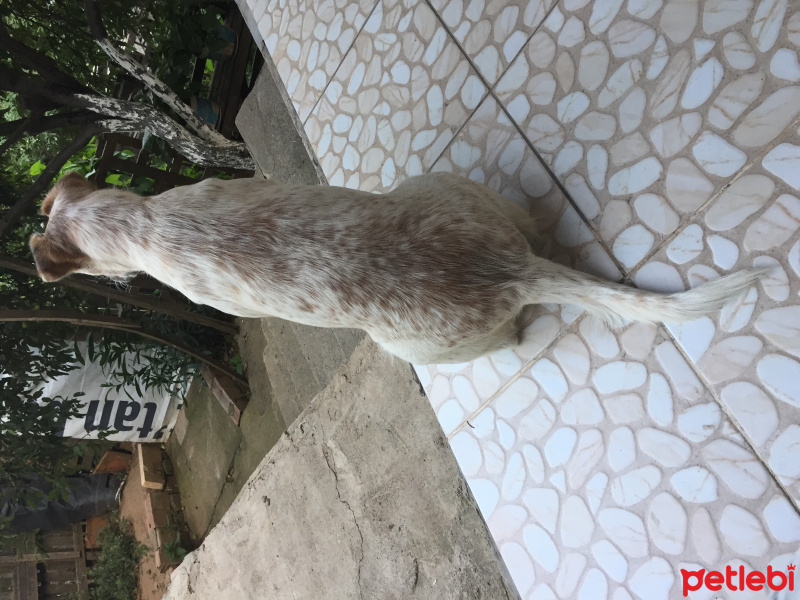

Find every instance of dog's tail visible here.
[525,256,770,328]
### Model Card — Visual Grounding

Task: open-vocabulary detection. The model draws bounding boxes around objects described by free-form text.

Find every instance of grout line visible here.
[418,2,580,439]
[423,0,561,98]
[626,162,759,277]
[421,0,627,437]
[628,108,800,277]
[417,0,509,172]
[300,0,383,127]
[661,327,800,517]
[446,313,585,440]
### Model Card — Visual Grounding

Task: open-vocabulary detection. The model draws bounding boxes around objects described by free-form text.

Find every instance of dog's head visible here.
[30,172,97,282]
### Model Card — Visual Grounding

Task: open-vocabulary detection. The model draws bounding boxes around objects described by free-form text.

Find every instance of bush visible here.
[87,514,147,600]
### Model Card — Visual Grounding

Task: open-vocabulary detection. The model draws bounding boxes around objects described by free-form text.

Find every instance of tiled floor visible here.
[242,0,800,596]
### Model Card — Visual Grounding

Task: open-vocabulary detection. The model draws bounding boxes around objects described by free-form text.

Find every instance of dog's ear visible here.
[29,233,91,282]
[41,171,96,216]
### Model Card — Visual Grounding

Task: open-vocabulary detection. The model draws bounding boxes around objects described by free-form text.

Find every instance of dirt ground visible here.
[118,450,172,600]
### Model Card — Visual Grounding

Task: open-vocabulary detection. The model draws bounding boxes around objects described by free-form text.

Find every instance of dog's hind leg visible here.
[440,318,523,363]
[374,318,521,365]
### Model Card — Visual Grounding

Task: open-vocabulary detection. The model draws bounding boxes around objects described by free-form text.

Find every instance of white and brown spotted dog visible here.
[30,171,766,364]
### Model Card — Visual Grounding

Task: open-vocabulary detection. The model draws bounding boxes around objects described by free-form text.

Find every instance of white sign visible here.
[38,346,182,442]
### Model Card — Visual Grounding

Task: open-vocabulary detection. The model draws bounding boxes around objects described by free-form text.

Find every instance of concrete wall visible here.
[164,338,520,600]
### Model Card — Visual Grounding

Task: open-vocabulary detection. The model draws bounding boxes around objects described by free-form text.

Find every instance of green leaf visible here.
[73,340,85,365]
[105,173,124,185]
[29,161,46,176]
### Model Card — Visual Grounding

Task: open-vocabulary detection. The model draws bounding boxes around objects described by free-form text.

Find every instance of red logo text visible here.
[681,564,795,596]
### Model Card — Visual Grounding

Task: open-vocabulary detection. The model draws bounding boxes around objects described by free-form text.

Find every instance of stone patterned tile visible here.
[448,320,800,599]
[413,94,621,434]
[634,127,800,507]
[254,0,379,122]
[428,0,556,84]
[303,0,490,191]
[493,0,800,272]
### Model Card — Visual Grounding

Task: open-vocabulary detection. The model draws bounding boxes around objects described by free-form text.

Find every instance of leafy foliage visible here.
[0,93,81,190]
[0,321,85,500]
[0,1,226,187]
[0,1,222,96]
[0,170,209,505]
[87,514,147,600]
[84,321,206,403]
[162,532,188,563]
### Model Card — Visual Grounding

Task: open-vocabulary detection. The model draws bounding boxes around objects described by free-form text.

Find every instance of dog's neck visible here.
[60,189,154,279]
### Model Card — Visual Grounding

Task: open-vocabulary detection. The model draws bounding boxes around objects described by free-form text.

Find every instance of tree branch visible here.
[0,125,100,237]
[0,33,254,171]
[0,64,61,111]
[0,255,238,335]
[83,0,234,147]
[95,112,254,169]
[0,111,102,137]
[0,21,93,95]
[0,309,139,328]
[0,66,253,170]
[0,310,246,385]
[0,109,43,158]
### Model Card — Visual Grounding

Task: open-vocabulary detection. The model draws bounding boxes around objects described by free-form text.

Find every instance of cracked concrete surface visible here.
[322,442,366,598]
[164,338,520,600]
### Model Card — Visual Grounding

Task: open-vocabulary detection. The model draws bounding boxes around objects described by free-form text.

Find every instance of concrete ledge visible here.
[164,338,520,600]
[233,26,324,186]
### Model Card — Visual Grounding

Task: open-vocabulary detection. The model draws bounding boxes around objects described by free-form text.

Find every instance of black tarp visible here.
[0,472,124,533]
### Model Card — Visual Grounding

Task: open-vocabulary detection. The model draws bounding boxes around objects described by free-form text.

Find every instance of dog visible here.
[30,171,766,364]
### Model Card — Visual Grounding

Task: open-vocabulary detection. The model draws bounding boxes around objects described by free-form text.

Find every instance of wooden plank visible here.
[137,443,166,490]
[92,449,132,474]
[218,13,253,138]
[41,529,73,551]
[0,567,13,599]
[13,564,21,600]
[201,364,248,425]
[0,552,80,565]
[102,155,196,188]
[102,133,142,150]
[168,152,183,173]
[20,562,36,600]
[84,516,108,550]
[72,522,89,598]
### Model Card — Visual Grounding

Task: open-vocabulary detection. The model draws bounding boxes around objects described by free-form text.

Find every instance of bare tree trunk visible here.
[91,101,255,169]
[82,0,251,154]
[94,37,234,147]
